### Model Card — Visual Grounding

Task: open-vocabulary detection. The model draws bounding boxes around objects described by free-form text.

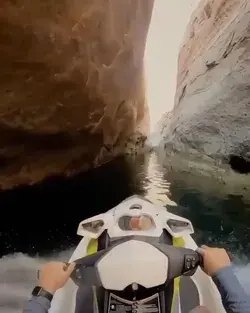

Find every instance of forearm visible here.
[22,296,51,313]
[212,265,250,313]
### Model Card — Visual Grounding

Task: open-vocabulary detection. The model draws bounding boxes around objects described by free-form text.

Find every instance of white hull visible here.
[49,195,226,313]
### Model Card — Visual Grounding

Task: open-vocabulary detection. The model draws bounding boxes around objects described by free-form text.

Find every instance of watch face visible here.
[32,286,53,301]
[32,286,42,296]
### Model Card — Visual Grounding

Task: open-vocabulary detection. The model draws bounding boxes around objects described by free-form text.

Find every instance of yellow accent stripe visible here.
[87,238,98,255]
[171,237,186,313]
[87,239,99,312]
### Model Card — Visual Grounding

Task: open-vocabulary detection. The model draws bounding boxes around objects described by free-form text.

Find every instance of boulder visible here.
[0,0,154,189]
[160,0,250,176]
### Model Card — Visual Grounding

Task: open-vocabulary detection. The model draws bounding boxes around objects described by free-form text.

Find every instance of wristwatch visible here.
[32,286,54,302]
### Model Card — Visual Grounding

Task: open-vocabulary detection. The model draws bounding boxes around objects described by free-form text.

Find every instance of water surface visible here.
[1,152,250,313]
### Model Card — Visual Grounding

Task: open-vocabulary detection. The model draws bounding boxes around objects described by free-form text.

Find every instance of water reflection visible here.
[128,153,176,206]
[128,152,250,262]
[1,150,249,261]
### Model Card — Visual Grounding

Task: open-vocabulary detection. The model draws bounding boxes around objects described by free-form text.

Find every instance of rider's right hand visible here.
[38,262,75,294]
[198,245,231,276]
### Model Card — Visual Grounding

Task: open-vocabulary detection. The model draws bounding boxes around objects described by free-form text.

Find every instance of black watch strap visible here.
[32,286,54,302]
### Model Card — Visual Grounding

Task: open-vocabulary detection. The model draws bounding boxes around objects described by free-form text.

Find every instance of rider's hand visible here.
[38,262,75,294]
[198,245,231,276]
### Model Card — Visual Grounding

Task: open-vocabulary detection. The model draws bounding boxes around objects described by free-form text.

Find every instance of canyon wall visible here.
[0,0,154,189]
[160,0,250,175]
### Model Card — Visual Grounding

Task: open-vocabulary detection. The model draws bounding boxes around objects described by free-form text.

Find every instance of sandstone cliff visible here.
[0,0,154,189]
[160,0,250,175]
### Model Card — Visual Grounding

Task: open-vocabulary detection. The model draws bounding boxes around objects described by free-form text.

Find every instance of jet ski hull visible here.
[49,195,226,313]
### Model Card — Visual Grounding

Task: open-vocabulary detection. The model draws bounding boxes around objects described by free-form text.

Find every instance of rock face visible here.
[156,111,172,136]
[0,0,154,189]
[160,0,250,174]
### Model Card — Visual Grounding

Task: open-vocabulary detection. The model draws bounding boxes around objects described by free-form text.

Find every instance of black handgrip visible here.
[73,249,107,267]
[197,252,204,268]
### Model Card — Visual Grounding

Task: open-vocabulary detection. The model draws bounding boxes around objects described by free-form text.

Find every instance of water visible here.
[1,152,250,313]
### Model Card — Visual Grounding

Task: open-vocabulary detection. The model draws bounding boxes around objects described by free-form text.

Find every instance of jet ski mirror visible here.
[77,214,106,238]
[165,218,194,237]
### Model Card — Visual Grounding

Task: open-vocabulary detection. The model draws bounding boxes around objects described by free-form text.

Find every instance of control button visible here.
[185,255,197,271]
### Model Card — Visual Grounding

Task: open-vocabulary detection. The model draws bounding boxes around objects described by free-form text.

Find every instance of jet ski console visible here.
[71,237,203,313]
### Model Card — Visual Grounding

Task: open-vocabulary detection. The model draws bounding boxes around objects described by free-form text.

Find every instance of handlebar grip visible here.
[197,252,204,267]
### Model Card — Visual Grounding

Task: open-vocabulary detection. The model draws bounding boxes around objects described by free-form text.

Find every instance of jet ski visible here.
[50,195,226,313]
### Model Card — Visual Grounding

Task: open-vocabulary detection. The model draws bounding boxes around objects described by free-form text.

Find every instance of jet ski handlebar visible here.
[70,240,204,289]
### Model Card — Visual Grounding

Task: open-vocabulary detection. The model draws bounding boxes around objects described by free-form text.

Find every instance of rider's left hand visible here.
[38,262,75,294]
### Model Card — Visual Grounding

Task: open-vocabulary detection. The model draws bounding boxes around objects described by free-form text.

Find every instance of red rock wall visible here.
[0,0,154,188]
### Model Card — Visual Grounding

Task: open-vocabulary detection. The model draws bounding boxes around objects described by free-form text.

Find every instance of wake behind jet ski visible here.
[22,195,250,313]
